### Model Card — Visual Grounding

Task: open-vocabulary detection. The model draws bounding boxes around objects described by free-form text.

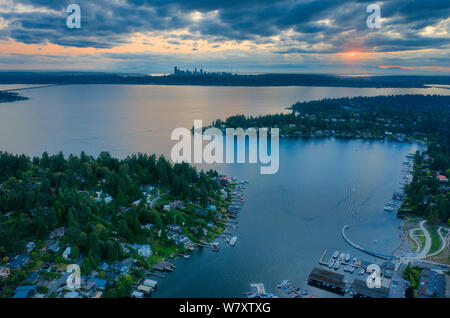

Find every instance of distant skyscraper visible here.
[174,66,178,74]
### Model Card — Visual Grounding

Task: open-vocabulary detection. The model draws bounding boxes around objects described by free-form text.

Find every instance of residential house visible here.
[48,241,61,254]
[13,285,36,298]
[137,284,152,295]
[64,291,81,298]
[143,279,158,290]
[437,175,448,182]
[49,227,65,239]
[91,277,107,290]
[9,255,31,270]
[25,272,40,284]
[169,200,185,209]
[26,242,36,253]
[62,247,71,260]
[132,244,152,257]
[0,267,10,281]
[80,277,97,295]
[175,234,192,248]
[167,224,183,232]
[131,291,144,298]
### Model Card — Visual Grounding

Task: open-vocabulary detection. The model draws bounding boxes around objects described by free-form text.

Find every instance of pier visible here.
[341,225,396,260]
[147,272,166,278]
[319,249,328,265]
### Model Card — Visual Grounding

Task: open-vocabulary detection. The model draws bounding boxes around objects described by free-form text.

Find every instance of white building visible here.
[62,247,71,260]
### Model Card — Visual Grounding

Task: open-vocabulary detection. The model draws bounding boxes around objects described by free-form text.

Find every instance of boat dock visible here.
[148,272,166,278]
[152,261,176,272]
[319,249,328,265]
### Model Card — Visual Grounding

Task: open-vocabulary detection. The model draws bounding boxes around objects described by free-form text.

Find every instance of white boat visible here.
[344,253,350,262]
[230,236,237,246]
[332,250,339,258]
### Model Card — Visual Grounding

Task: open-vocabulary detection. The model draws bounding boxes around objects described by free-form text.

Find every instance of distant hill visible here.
[1,71,450,88]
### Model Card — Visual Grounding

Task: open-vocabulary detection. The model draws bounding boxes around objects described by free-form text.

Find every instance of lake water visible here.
[0,84,442,297]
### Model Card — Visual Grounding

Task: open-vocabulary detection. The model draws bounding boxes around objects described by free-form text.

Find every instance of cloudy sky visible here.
[0,0,449,75]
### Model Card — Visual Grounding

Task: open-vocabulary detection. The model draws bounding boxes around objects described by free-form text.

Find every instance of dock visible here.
[147,272,166,278]
[319,249,328,266]
[152,261,176,272]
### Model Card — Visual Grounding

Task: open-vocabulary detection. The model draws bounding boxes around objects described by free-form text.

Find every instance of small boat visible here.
[229,236,237,246]
[212,246,219,252]
[332,250,339,258]
[344,253,350,262]
[333,261,340,270]
[328,259,334,268]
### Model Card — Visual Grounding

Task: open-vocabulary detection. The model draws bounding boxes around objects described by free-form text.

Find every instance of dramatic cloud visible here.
[0,0,448,74]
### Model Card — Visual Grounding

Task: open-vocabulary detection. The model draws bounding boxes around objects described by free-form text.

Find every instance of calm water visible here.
[0,84,437,297]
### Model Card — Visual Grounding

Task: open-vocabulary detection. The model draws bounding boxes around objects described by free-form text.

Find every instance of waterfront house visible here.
[163,204,171,211]
[137,284,152,295]
[352,279,390,298]
[175,234,192,248]
[131,291,144,298]
[143,279,158,289]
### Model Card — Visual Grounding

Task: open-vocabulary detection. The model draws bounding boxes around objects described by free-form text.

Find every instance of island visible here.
[0,91,28,103]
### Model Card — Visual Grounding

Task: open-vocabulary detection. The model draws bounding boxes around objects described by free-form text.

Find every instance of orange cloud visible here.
[379,65,450,72]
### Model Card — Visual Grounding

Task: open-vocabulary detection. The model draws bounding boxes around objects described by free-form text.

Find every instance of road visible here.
[417,220,431,259]
[149,188,160,208]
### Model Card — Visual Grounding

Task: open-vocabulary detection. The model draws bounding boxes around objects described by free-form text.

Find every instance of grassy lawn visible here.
[417,236,426,249]
[428,227,442,255]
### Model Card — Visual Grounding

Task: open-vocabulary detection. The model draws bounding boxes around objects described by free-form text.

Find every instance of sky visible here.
[0,0,449,75]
